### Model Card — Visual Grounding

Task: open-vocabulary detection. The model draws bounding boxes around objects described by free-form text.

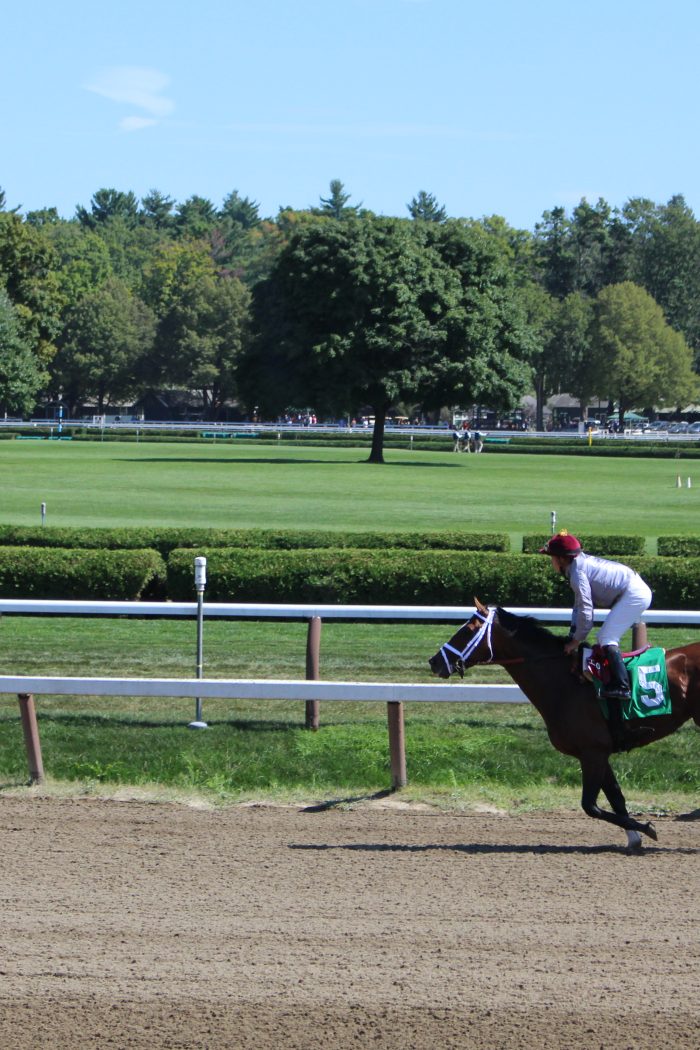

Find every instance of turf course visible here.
[2,440,699,545]
[1,438,699,809]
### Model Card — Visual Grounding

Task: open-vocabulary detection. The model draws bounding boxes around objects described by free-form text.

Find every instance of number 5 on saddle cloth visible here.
[583,645,672,720]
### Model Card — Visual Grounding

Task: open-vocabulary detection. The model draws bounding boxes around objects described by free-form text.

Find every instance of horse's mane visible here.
[495,606,565,652]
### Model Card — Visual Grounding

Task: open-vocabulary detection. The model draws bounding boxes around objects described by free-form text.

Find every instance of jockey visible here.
[539,531,652,744]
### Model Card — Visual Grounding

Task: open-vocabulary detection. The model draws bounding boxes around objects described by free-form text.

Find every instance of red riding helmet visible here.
[539,530,582,556]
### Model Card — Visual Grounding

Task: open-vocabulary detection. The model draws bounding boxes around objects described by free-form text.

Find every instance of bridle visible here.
[438,608,499,675]
[438,606,570,677]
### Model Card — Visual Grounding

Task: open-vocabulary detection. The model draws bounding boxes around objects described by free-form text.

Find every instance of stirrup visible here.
[603,686,631,700]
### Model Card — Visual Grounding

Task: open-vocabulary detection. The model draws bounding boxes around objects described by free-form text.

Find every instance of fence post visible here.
[632,621,648,649]
[17,693,44,784]
[387,701,407,789]
[189,556,208,729]
[305,616,322,730]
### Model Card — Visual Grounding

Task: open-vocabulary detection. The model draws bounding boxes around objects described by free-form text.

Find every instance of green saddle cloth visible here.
[595,647,671,721]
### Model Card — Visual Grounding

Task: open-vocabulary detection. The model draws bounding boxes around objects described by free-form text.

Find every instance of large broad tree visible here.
[551,292,597,420]
[518,282,557,430]
[591,282,698,422]
[239,216,534,462]
[622,194,700,359]
[142,241,250,417]
[54,277,156,413]
[0,288,47,414]
[0,211,61,367]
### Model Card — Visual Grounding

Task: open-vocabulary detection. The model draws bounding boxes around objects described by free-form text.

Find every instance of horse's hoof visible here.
[643,821,658,841]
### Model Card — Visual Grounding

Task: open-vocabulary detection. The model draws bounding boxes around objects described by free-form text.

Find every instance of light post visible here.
[188,556,208,729]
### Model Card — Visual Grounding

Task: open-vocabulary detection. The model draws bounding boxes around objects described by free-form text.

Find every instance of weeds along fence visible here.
[0,600,698,789]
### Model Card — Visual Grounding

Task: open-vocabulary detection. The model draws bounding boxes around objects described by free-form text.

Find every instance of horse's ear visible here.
[474,597,489,616]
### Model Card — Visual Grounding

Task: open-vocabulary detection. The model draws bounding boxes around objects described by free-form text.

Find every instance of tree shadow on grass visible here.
[118,456,464,468]
[117,456,361,466]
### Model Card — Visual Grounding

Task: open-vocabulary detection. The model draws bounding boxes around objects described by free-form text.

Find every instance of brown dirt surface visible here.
[0,798,699,1049]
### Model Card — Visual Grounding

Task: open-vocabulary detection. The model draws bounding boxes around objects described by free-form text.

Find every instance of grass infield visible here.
[1,440,699,547]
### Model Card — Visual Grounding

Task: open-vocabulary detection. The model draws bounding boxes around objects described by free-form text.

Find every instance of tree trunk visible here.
[534,377,545,432]
[367,407,387,463]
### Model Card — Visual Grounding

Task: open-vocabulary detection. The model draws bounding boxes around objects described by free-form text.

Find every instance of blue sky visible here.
[3,0,699,230]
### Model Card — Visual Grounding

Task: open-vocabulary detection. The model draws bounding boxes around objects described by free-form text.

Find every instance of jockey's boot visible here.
[602,645,633,752]
[602,645,631,700]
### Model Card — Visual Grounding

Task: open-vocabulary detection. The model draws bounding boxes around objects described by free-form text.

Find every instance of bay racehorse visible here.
[428,598,700,847]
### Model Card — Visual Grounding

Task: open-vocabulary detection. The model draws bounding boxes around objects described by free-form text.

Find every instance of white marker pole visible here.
[41,502,46,527]
[550,510,556,535]
[189,556,208,729]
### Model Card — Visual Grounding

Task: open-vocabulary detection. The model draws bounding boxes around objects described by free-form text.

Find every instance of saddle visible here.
[582,644,671,720]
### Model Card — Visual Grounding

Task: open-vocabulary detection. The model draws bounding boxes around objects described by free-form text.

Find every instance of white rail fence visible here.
[1,601,698,789]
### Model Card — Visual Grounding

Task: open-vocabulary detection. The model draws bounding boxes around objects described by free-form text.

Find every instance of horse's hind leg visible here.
[580,754,657,842]
[601,763,651,849]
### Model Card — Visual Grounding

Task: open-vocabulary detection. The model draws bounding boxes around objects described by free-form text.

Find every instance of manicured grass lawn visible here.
[1,440,699,546]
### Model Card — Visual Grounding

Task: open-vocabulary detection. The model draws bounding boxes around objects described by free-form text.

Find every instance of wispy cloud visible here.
[85,66,174,131]
[119,115,158,132]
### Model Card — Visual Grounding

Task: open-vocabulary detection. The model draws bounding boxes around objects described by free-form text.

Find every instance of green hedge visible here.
[522,533,646,556]
[657,536,700,557]
[0,547,166,600]
[627,557,700,607]
[0,543,695,606]
[0,526,509,556]
[167,548,700,608]
[167,549,562,605]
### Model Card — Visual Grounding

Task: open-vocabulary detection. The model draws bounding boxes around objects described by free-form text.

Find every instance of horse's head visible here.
[428,597,496,679]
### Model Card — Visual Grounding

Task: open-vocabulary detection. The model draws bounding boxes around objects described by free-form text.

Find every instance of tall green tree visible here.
[239,217,534,462]
[54,277,156,413]
[76,188,139,228]
[0,212,61,365]
[518,282,556,430]
[533,197,631,299]
[591,282,698,422]
[143,241,250,417]
[316,179,362,220]
[174,196,218,240]
[0,288,47,414]
[407,191,447,223]
[551,292,596,420]
[140,189,176,230]
[220,191,260,229]
[622,194,700,357]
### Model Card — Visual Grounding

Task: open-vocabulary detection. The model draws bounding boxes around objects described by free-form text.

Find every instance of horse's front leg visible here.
[580,752,657,843]
[601,763,654,850]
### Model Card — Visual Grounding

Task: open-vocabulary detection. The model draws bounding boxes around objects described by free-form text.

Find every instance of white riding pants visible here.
[597,579,653,647]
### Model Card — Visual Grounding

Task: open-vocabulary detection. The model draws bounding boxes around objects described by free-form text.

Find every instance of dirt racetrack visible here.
[0,798,699,1049]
